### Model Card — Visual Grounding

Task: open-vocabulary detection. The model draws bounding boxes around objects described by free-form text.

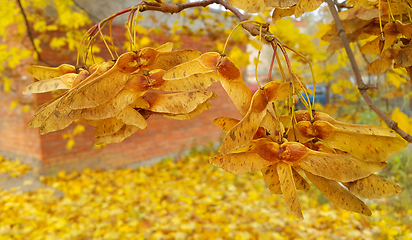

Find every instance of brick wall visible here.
[0,24,245,174]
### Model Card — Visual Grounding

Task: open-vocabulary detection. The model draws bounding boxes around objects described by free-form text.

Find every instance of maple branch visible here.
[326,0,412,143]
[139,0,275,41]
[16,0,52,66]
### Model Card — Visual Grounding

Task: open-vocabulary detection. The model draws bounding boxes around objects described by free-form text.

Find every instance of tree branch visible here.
[326,0,412,143]
[16,0,52,66]
[138,0,275,41]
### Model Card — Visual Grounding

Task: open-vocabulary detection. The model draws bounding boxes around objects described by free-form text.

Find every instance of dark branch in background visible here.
[326,0,412,143]
[16,0,52,66]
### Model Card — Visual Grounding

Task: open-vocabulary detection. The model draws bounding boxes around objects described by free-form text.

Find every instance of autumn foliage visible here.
[7,0,412,220]
[1,154,411,239]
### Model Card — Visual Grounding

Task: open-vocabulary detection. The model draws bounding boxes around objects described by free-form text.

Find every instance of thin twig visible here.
[326,0,412,142]
[16,0,53,66]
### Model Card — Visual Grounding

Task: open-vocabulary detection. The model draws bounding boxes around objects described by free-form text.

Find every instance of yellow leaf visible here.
[66,139,75,150]
[391,107,412,134]
[23,180,33,186]
[3,77,11,92]
[10,100,19,111]
[228,46,250,67]
[73,124,85,135]
[387,69,407,88]
[22,106,30,113]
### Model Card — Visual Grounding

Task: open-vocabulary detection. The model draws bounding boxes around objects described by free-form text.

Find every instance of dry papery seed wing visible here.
[210,139,279,174]
[155,42,174,52]
[296,120,408,162]
[95,125,140,144]
[143,90,217,115]
[68,71,158,122]
[137,47,202,73]
[212,116,267,140]
[31,53,152,135]
[28,96,74,135]
[28,61,116,134]
[278,162,304,219]
[28,96,66,129]
[27,64,77,81]
[294,110,408,162]
[163,52,220,80]
[292,167,310,191]
[211,117,241,133]
[342,174,403,200]
[66,52,140,110]
[69,88,146,121]
[296,110,399,137]
[263,81,292,102]
[217,55,253,116]
[161,101,212,120]
[23,73,77,94]
[147,69,219,92]
[156,71,219,92]
[164,52,253,116]
[219,89,268,155]
[115,106,147,129]
[262,163,310,195]
[262,164,283,194]
[304,171,372,216]
[94,118,125,137]
[281,142,387,183]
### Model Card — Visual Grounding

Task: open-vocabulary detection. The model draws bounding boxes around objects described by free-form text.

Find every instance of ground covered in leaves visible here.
[0,151,411,240]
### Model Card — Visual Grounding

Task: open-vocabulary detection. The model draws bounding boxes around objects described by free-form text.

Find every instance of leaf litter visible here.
[0,153,411,239]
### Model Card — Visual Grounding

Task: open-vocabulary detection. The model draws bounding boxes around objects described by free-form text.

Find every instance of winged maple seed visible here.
[210,82,407,219]
[25,43,217,144]
[163,52,254,116]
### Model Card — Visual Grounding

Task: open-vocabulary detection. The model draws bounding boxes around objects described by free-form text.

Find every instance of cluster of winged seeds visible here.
[24,43,218,144]
[207,85,408,219]
[26,44,408,219]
